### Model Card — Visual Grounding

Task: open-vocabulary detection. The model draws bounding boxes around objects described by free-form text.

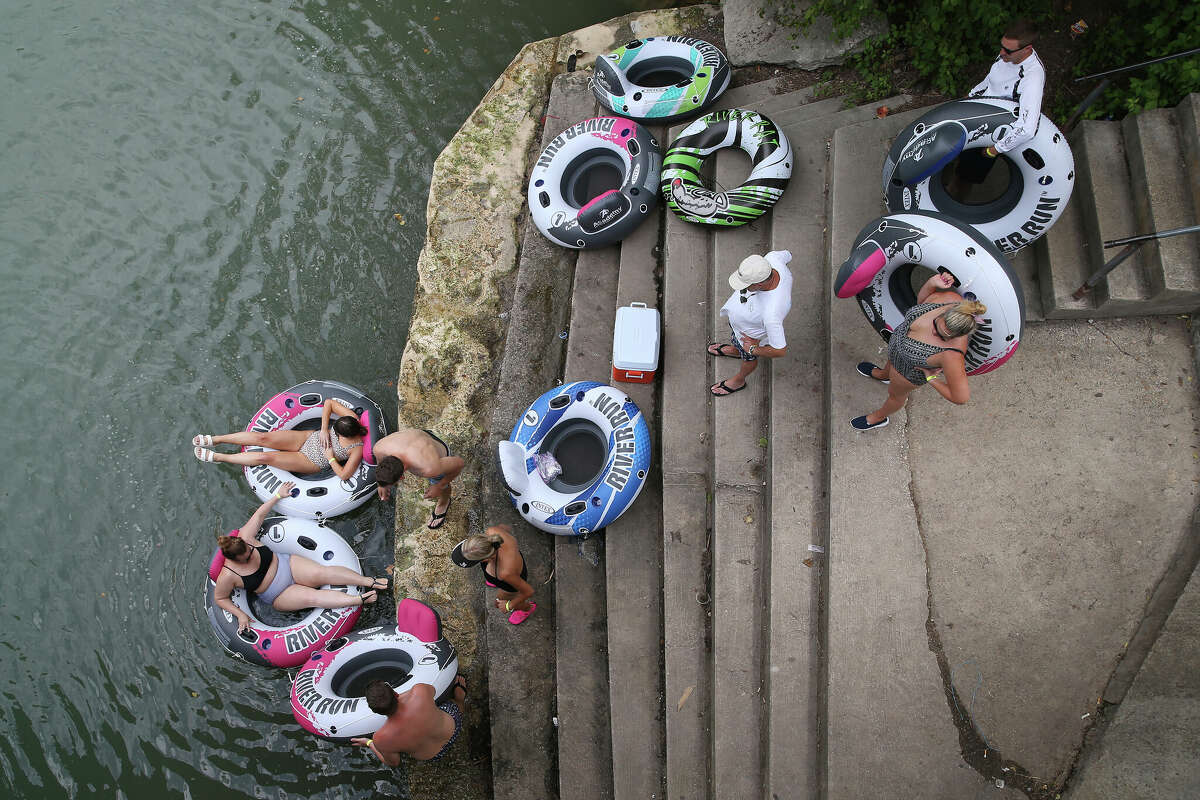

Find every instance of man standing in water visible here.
[373,429,463,529]
[352,676,467,764]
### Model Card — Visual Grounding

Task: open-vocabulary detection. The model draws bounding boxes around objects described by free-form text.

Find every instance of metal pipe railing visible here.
[1072,224,1200,300]
[1064,47,1200,132]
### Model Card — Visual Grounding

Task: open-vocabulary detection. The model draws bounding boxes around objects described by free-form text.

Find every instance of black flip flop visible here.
[710,380,747,397]
[428,495,452,529]
[706,342,741,358]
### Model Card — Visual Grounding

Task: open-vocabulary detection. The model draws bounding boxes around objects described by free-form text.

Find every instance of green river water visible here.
[0,1,646,796]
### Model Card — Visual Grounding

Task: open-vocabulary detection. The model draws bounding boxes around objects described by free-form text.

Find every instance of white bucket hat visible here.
[728,254,772,290]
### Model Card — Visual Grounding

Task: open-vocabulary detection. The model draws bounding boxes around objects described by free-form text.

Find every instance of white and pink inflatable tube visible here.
[242,379,387,520]
[290,598,458,741]
[202,517,363,669]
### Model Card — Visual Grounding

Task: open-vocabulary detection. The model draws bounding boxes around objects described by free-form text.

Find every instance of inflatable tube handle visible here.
[396,598,443,642]
[358,409,375,465]
[498,441,531,495]
[894,122,967,187]
[630,302,647,309]
[834,245,887,299]
[208,529,241,582]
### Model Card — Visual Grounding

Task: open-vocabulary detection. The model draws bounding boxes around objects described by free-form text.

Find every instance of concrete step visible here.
[825,109,990,798]
[708,146,772,799]
[1122,108,1200,306]
[661,199,715,800]
[712,78,813,114]
[1035,188,1098,319]
[1177,93,1200,225]
[605,163,666,799]
[557,242,618,800]
[1072,121,1153,310]
[714,75,788,109]
[550,72,619,800]
[1011,247,1045,320]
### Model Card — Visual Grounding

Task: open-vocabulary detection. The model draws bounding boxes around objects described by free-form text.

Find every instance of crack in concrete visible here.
[1086,319,1147,363]
[905,410,1053,800]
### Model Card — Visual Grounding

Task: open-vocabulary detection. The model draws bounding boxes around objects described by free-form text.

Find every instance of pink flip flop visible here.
[508,602,536,625]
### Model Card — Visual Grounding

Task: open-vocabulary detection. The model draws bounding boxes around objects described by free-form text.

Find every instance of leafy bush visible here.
[777,0,1199,118]
[1073,0,1200,118]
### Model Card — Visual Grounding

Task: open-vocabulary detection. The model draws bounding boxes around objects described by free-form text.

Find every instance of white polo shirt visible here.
[719,250,793,348]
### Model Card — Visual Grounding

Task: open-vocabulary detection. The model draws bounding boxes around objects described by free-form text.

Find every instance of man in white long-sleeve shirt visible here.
[955,19,1045,187]
[707,250,793,397]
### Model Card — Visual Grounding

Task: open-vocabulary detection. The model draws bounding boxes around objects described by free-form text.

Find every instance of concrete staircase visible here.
[1037,93,1200,318]
[489,75,1200,800]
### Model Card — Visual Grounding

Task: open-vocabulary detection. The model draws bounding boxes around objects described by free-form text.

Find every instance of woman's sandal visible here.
[453,674,467,694]
[369,577,390,591]
[192,434,214,447]
[194,446,216,462]
[357,589,378,606]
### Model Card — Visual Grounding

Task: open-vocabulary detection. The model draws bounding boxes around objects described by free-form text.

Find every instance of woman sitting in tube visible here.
[213,482,388,633]
[852,270,986,431]
[192,398,366,478]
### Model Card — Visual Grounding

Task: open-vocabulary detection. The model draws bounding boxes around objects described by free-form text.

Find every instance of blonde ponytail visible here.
[941,300,988,337]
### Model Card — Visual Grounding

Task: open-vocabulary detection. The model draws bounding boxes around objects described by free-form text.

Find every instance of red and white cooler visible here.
[612,302,660,383]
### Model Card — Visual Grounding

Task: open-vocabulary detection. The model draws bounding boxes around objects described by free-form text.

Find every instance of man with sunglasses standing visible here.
[706,250,793,396]
[953,19,1045,193]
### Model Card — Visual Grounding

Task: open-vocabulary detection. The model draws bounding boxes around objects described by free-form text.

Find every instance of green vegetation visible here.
[1073,0,1200,117]
[779,0,1199,119]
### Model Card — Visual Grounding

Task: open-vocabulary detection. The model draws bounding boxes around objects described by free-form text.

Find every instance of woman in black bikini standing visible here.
[450,524,535,625]
[852,271,986,431]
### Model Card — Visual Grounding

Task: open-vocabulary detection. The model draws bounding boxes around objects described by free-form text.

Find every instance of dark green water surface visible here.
[0,1,645,796]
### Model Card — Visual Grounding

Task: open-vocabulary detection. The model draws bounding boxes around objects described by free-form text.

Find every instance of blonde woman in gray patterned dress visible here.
[193,397,367,479]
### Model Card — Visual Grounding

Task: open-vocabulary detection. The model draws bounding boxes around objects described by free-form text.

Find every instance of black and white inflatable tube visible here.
[660,108,792,227]
[528,116,662,250]
[882,98,1074,254]
[242,379,388,520]
[203,517,365,669]
[834,211,1025,376]
[591,36,731,124]
[290,598,458,741]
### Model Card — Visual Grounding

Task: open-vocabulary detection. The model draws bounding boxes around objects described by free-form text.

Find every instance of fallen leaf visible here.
[803,558,814,568]
[744,515,753,524]
[876,105,889,118]
[393,213,405,225]
[677,685,694,710]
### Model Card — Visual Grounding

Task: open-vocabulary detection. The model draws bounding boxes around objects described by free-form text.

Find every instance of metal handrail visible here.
[1064,47,1200,132]
[1072,224,1200,300]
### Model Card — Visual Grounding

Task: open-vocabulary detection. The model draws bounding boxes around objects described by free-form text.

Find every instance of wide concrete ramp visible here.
[910,316,1199,788]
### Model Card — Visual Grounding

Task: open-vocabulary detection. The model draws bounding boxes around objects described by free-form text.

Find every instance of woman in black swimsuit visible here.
[852,271,986,431]
[450,524,535,625]
[211,482,389,634]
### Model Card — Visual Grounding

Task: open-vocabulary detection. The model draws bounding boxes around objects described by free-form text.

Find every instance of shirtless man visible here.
[351,676,467,765]
[373,429,464,529]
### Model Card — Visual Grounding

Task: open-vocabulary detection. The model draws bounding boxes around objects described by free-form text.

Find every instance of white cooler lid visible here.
[612,303,660,371]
